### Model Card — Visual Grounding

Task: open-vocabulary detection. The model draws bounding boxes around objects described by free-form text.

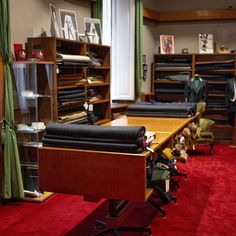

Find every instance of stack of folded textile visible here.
[42,123,147,153]
[87,51,104,67]
[127,101,196,118]
[57,73,86,87]
[56,53,91,66]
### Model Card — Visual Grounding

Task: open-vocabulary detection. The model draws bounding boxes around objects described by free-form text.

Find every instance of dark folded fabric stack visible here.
[156,72,190,81]
[196,59,235,70]
[87,51,104,67]
[42,123,146,153]
[155,57,192,71]
[127,102,196,118]
[87,88,102,102]
[58,88,86,102]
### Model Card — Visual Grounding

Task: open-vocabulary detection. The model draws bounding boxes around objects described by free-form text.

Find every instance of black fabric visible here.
[127,102,196,118]
[45,123,146,141]
[58,88,85,96]
[42,137,143,153]
[42,123,147,153]
[58,92,86,100]
[43,134,143,145]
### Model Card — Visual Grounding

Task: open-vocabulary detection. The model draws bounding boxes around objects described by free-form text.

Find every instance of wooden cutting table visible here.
[39,115,197,202]
[38,114,198,235]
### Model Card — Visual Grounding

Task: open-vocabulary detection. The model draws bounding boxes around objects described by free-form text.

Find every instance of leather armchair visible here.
[194,118,215,154]
[193,102,215,154]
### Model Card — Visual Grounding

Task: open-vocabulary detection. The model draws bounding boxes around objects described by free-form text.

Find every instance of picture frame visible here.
[59,9,79,41]
[199,34,214,54]
[84,18,102,44]
[49,4,61,38]
[160,35,175,54]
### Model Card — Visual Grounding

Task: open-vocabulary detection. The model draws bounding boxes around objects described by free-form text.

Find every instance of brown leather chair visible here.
[194,118,215,154]
[194,102,215,154]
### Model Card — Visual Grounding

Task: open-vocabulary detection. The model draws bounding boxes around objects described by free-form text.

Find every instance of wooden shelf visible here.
[208,81,227,85]
[152,53,236,144]
[207,94,226,97]
[57,83,86,90]
[23,191,54,203]
[143,7,236,22]
[27,37,111,124]
[154,79,185,84]
[95,119,110,125]
[86,82,110,87]
[90,98,110,105]
[89,66,110,70]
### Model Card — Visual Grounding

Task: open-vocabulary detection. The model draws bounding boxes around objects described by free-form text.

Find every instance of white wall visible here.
[10,0,91,45]
[142,0,236,93]
[142,19,157,93]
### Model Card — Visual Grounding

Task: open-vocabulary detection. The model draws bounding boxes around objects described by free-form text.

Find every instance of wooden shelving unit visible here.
[27,37,111,125]
[152,53,236,144]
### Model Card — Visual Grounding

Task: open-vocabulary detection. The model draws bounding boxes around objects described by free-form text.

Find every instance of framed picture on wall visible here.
[49,4,61,38]
[199,34,214,54]
[84,18,102,44]
[59,9,79,41]
[160,35,175,54]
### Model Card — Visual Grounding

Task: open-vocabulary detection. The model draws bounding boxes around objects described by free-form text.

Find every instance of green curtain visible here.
[135,0,143,101]
[0,0,24,199]
[92,0,103,29]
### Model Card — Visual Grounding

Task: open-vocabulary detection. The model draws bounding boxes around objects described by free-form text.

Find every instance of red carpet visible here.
[1,144,236,236]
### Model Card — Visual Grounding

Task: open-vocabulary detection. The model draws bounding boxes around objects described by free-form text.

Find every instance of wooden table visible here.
[38,115,197,235]
[38,115,197,203]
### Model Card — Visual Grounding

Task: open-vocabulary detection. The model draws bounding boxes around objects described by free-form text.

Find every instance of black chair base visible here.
[93,220,152,236]
[148,197,166,218]
[92,200,152,236]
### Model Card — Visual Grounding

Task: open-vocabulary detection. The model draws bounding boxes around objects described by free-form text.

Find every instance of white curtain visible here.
[111,0,135,101]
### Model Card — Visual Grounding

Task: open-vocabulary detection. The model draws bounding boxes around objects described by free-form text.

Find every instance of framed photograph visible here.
[160,35,175,54]
[84,18,102,44]
[59,9,79,40]
[49,4,61,38]
[199,34,214,54]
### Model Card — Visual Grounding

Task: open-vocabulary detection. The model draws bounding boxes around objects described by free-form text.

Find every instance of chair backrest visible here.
[200,118,215,132]
[196,102,206,118]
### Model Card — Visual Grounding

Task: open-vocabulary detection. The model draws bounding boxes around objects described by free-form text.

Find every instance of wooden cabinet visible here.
[152,53,236,143]
[86,43,111,125]
[27,37,111,125]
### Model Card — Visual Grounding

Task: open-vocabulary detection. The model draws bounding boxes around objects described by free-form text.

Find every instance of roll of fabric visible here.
[42,137,143,153]
[43,133,143,145]
[127,102,196,117]
[45,123,146,142]
[56,53,91,62]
